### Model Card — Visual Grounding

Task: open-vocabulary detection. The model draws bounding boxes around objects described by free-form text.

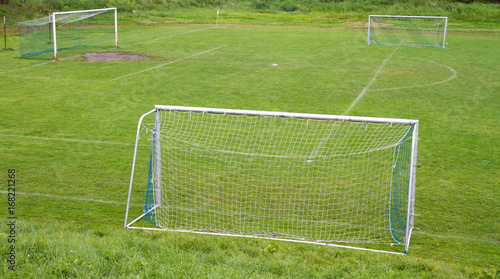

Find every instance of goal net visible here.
[18,8,117,59]
[368,15,448,48]
[125,106,419,254]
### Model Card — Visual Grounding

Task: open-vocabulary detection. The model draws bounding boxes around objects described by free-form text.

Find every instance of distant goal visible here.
[125,106,419,254]
[368,15,448,48]
[18,8,117,59]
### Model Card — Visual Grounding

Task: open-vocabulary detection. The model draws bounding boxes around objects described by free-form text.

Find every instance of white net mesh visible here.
[142,108,416,246]
[369,16,447,48]
[18,10,108,27]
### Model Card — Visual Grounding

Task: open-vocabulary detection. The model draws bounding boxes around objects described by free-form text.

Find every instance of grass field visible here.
[0,13,499,278]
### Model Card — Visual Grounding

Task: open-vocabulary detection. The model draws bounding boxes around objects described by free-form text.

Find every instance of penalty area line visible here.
[0,190,142,206]
[0,134,150,146]
[368,58,457,92]
[343,46,400,115]
[0,60,54,75]
[110,45,227,81]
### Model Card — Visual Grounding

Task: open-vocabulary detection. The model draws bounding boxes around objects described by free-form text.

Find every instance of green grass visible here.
[0,14,499,279]
[7,222,488,278]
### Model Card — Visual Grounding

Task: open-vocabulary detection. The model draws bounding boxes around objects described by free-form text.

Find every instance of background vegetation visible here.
[1,0,499,29]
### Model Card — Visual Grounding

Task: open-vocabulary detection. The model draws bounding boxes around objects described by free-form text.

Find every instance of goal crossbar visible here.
[125,106,419,254]
[152,105,418,125]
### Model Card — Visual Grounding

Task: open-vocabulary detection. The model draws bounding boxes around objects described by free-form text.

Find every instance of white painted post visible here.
[52,13,57,60]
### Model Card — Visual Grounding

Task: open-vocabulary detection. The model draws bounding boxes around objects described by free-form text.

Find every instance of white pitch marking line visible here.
[343,46,400,115]
[309,47,399,158]
[368,58,457,91]
[0,60,54,75]
[1,74,103,83]
[111,45,227,81]
[0,134,139,146]
[130,28,211,45]
[0,190,142,206]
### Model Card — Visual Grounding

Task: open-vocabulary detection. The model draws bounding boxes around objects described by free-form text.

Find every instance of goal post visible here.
[3,16,16,51]
[17,7,117,59]
[368,15,448,48]
[125,106,419,254]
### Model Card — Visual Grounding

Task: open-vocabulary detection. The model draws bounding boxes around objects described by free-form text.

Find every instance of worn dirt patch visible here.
[342,22,394,26]
[84,52,151,62]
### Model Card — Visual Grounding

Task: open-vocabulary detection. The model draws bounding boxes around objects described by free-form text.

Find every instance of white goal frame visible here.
[367,15,448,48]
[51,8,117,59]
[124,105,419,255]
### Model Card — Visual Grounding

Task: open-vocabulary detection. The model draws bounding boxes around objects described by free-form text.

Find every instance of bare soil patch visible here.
[84,52,151,62]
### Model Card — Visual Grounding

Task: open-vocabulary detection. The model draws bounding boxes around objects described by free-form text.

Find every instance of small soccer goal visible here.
[124,106,419,254]
[17,8,117,59]
[368,15,448,48]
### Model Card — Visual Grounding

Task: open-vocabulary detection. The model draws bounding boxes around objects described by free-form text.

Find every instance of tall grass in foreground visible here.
[1,221,496,278]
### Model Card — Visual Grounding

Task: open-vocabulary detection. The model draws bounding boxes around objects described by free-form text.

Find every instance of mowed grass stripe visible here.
[111,44,227,81]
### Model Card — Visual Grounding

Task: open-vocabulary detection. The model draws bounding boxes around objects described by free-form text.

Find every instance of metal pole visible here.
[52,13,57,60]
[4,16,6,51]
[154,105,418,125]
[53,7,116,16]
[124,109,156,228]
[404,121,419,254]
[216,9,219,28]
[442,17,448,48]
[114,8,118,47]
[367,15,371,46]
[154,110,161,209]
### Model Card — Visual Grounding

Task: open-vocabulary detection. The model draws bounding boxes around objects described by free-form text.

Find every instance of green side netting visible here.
[4,16,16,25]
[388,124,414,244]
[144,129,157,225]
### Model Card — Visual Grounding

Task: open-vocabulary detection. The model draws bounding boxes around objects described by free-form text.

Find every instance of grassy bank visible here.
[3,220,497,278]
[1,0,499,32]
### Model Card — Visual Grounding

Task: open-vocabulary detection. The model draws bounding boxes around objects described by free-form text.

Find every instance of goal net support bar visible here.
[125,106,419,254]
[368,15,448,48]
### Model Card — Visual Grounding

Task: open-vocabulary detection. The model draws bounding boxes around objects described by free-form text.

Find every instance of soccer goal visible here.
[124,106,419,254]
[18,8,117,59]
[368,15,448,48]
